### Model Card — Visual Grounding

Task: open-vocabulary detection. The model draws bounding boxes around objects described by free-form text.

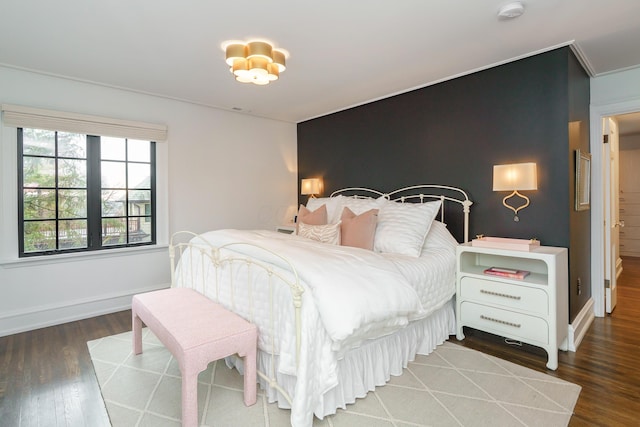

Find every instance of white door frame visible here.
[590,99,640,317]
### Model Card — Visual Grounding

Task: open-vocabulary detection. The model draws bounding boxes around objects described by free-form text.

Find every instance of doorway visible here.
[591,106,640,318]
[616,112,640,276]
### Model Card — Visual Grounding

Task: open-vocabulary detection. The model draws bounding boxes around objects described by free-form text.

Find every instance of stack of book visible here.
[483,267,530,280]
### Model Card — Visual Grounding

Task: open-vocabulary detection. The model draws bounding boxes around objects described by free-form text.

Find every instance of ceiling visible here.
[2,1,640,124]
[616,112,640,136]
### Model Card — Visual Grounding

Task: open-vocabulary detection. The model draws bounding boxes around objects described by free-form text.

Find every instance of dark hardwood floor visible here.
[1,258,639,426]
[0,311,131,426]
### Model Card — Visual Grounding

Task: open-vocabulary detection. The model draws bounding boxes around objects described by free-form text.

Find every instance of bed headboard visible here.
[330,185,473,243]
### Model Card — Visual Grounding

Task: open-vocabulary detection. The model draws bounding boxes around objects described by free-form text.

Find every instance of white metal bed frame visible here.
[331,184,473,242]
[169,184,473,415]
[169,231,305,404]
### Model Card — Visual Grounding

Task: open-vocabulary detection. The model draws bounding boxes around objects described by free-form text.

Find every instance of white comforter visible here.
[174,228,456,426]
[202,229,426,342]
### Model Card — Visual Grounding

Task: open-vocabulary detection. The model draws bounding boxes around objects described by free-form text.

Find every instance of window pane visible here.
[101,137,126,160]
[23,189,55,220]
[128,140,150,162]
[20,130,155,256]
[23,128,55,156]
[128,163,150,189]
[102,190,126,216]
[58,189,87,218]
[128,189,150,213]
[24,221,56,252]
[102,218,127,246]
[59,220,87,249]
[130,218,151,243]
[101,161,126,188]
[23,156,55,187]
[58,132,86,158]
[58,158,87,188]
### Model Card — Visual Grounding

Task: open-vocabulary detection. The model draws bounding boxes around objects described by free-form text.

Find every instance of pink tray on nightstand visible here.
[471,236,540,251]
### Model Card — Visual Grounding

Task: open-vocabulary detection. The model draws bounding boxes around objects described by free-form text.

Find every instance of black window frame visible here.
[18,128,156,257]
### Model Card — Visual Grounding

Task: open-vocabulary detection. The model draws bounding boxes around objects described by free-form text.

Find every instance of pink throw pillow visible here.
[340,207,378,250]
[297,204,327,234]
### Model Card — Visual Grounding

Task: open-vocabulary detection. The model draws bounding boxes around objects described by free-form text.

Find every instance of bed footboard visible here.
[169,231,304,405]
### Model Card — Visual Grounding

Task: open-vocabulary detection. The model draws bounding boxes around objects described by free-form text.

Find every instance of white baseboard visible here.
[567,297,595,352]
[0,283,170,337]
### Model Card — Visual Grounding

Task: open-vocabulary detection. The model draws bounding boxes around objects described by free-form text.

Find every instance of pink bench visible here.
[132,288,258,427]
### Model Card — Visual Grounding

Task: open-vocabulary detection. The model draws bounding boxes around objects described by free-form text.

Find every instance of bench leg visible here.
[132,310,143,355]
[181,366,199,427]
[242,341,257,406]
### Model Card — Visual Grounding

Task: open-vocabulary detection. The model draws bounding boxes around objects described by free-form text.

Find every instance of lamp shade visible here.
[301,178,322,195]
[493,163,537,191]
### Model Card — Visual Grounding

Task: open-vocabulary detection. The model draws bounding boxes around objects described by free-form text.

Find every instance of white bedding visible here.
[173,225,457,426]
[207,229,426,343]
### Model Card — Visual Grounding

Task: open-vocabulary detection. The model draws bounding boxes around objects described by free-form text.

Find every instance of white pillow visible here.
[374,200,442,257]
[306,195,344,224]
[298,221,341,245]
[341,196,385,215]
[422,220,459,253]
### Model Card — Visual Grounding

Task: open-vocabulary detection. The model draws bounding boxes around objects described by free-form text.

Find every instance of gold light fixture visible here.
[223,40,287,86]
[301,178,322,198]
[493,162,538,222]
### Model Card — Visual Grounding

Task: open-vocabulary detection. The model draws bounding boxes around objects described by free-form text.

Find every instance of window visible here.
[18,128,156,256]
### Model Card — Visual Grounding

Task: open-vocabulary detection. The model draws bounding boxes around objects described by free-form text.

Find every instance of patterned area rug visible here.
[88,329,580,426]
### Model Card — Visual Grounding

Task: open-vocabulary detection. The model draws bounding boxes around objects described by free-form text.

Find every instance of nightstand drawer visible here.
[460,276,548,316]
[460,302,549,344]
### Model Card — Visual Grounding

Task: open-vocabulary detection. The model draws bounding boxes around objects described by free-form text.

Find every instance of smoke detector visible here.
[498,2,525,19]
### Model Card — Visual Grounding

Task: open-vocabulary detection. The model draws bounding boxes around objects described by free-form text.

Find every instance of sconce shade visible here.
[493,163,538,191]
[301,178,322,196]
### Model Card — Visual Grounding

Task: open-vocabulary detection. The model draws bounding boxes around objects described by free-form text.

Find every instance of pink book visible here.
[483,267,530,279]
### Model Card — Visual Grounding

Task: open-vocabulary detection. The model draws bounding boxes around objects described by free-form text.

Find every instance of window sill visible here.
[0,244,169,269]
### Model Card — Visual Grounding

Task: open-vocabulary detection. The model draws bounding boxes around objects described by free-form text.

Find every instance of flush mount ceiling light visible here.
[498,2,525,19]
[222,40,287,86]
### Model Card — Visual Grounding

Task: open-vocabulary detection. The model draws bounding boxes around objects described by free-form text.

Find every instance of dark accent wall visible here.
[297,47,591,323]
[567,51,592,319]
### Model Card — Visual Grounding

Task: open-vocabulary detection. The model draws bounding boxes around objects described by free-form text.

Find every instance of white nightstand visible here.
[275,224,296,234]
[456,243,568,370]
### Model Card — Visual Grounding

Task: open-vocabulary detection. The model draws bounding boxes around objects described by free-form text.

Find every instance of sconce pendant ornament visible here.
[502,191,530,222]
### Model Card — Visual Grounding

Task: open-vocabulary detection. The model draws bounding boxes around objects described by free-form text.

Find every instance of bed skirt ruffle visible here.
[229,299,455,424]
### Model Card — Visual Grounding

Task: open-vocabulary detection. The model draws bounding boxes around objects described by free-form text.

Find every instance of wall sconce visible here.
[493,162,537,222]
[301,178,322,198]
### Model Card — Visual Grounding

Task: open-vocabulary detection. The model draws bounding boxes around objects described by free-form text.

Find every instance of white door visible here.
[603,117,620,313]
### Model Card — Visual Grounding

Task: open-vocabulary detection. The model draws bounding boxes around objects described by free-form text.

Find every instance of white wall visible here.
[619,133,640,151]
[592,67,640,106]
[0,66,297,336]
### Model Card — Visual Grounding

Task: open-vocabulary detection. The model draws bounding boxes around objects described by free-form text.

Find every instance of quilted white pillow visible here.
[298,221,341,245]
[306,195,344,224]
[374,200,442,257]
[341,196,385,215]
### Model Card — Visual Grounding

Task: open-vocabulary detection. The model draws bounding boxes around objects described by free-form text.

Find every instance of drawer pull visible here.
[480,289,521,300]
[480,315,521,328]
